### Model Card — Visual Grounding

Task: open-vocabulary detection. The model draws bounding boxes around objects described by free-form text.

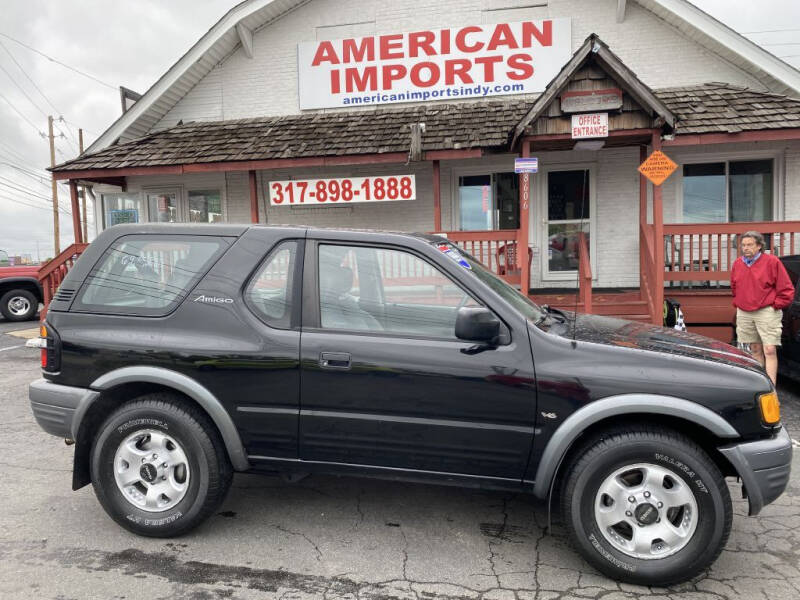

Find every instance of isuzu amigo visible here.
[29,223,791,585]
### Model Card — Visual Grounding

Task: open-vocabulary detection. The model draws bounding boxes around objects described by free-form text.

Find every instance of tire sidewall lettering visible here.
[566,435,729,585]
[92,403,213,533]
[653,452,709,494]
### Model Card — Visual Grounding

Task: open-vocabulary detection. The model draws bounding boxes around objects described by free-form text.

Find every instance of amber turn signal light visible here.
[758,391,781,425]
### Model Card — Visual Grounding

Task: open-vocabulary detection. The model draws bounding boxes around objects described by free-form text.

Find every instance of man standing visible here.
[731,231,795,385]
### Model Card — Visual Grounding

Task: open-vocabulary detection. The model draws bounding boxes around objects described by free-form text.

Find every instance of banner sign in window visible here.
[297,19,571,110]
[269,175,416,206]
[108,209,139,225]
[571,113,609,139]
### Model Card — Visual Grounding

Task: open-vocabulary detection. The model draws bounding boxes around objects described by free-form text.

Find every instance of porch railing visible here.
[662,221,800,286]
[577,232,592,314]
[438,230,523,284]
[38,242,89,319]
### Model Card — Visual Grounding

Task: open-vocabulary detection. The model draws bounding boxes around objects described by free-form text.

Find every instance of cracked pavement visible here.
[1,318,798,599]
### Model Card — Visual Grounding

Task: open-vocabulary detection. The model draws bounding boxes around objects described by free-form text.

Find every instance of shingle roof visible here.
[52,83,800,173]
[658,82,800,134]
[52,100,530,172]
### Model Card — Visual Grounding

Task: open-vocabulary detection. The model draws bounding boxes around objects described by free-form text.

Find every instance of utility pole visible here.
[79,129,87,242]
[47,116,60,255]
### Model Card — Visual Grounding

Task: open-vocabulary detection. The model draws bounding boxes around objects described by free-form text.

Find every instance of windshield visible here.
[430,240,544,322]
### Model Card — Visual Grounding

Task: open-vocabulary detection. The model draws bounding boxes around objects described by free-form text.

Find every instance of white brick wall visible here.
[155,0,767,129]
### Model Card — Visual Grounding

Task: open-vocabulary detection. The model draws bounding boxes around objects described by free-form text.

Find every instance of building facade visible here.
[49,0,800,337]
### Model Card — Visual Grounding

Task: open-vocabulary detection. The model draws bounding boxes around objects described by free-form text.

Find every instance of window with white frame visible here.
[102,193,143,227]
[682,159,773,223]
[187,190,223,223]
[102,189,224,228]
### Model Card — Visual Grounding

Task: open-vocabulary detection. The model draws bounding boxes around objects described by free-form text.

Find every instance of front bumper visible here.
[719,427,793,516]
[29,378,98,439]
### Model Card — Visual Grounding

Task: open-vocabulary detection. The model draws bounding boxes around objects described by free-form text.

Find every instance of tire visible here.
[90,393,233,537]
[0,289,38,321]
[560,427,732,586]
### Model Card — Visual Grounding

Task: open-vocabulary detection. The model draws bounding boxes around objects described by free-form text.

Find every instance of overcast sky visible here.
[1,0,799,260]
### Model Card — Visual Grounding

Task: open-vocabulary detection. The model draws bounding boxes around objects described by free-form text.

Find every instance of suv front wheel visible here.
[560,427,732,586]
[90,393,233,537]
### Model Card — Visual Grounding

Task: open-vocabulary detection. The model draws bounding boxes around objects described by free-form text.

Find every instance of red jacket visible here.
[731,253,795,311]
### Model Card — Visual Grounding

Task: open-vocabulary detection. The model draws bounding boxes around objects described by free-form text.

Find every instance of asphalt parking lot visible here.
[1,317,798,600]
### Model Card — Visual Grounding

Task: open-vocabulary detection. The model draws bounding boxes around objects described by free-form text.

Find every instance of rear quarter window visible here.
[73,235,230,316]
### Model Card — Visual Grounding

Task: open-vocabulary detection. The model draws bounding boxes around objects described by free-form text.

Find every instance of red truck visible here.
[0,265,41,321]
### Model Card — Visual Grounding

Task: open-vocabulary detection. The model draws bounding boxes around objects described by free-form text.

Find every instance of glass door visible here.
[544,169,591,278]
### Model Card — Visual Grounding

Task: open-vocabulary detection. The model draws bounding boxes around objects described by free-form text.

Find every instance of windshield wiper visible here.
[540,304,569,323]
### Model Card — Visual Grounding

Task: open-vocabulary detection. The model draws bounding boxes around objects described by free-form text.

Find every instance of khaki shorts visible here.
[736,306,783,346]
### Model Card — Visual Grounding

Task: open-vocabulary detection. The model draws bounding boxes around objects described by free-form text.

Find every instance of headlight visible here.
[758,391,781,425]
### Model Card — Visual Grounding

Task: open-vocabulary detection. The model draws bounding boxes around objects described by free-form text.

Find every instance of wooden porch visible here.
[438,220,800,342]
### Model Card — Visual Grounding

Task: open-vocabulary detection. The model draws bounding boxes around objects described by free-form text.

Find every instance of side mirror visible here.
[455,306,500,343]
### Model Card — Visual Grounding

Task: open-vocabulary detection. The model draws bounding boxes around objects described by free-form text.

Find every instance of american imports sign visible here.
[297,19,571,110]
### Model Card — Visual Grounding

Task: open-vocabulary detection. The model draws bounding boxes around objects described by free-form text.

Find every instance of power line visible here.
[0,150,48,176]
[0,31,117,90]
[0,176,63,204]
[0,192,72,215]
[0,152,49,181]
[0,90,44,134]
[0,40,59,114]
[0,40,84,151]
[0,139,41,165]
[760,42,800,47]
[63,119,99,137]
[0,163,50,186]
[0,61,49,118]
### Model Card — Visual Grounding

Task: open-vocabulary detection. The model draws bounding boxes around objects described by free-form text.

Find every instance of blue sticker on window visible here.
[437,244,472,269]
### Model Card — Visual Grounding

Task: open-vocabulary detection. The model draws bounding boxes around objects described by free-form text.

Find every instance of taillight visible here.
[40,324,48,368]
[31,322,60,372]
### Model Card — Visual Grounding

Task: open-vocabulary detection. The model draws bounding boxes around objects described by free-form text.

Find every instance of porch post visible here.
[518,140,531,295]
[69,180,83,244]
[248,170,259,223]
[432,160,442,232]
[639,144,647,284]
[651,131,665,323]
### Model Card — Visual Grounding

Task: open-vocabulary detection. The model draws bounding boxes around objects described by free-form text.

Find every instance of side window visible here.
[318,244,479,337]
[245,241,297,329]
[75,235,227,315]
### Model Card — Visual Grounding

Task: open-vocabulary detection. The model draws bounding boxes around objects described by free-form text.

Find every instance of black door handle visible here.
[320,352,351,369]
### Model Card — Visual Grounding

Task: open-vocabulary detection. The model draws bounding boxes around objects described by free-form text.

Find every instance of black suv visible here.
[29,224,791,585]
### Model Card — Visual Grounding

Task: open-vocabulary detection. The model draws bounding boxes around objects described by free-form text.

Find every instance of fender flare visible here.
[89,366,251,471]
[532,393,739,499]
[0,276,43,298]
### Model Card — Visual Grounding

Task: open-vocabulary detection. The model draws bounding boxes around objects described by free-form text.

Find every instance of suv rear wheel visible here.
[90,393,233,537]
[0,289,38,321]
[560,427,732,586]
